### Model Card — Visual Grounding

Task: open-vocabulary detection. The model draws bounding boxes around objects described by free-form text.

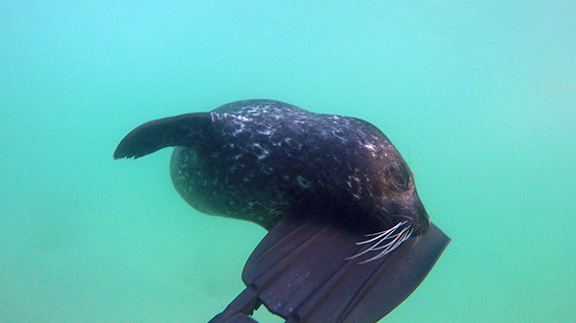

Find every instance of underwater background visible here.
[1,1,574,322]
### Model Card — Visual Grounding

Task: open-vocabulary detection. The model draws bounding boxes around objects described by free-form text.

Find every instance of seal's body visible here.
[170,100,429,235]
[114,99,449,323]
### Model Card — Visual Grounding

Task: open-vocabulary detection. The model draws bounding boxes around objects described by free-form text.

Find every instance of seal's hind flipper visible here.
[214,214,450,322]
[113,113,213,159]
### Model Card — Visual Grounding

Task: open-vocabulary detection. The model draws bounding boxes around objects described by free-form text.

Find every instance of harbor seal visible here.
[114,99,450,322]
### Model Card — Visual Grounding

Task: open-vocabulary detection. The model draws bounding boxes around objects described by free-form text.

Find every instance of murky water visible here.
[1,2,574,322]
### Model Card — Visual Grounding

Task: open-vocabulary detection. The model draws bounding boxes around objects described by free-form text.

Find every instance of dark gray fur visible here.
[166,100,428,232]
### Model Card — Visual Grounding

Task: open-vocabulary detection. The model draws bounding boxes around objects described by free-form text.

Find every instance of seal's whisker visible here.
[362,221,406,238]
[355,232,394,246]
[351,232,402,258]
[370,227,411,251]
[363,230,405,256]
[347,222,414,263]
[358,227,413,264]
[356,223,405,245]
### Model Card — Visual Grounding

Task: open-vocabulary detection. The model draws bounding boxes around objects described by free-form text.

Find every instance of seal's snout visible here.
[411,202,430,236]
[388,193,429,236]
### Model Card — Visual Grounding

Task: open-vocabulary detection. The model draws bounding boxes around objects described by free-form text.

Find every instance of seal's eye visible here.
[393,174,407,187]
[385,166,410,191]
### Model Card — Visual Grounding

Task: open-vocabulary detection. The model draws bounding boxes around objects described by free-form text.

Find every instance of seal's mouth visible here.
[347,197,430,263]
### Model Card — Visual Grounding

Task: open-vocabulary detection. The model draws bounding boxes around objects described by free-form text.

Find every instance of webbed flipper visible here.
[212,212,450,322]
[208,286,261,323]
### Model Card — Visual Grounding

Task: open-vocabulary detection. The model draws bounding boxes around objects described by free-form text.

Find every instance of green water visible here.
[1,1,574,322]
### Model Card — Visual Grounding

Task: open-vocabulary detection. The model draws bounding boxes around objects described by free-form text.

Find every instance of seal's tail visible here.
[113,112,214,159]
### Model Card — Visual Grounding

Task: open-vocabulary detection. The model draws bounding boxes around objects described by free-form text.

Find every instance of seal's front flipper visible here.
[229,213,450,322]
[113,113,213,159]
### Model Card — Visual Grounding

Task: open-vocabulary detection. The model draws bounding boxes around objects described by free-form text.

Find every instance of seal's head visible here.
[371,147,431,236]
